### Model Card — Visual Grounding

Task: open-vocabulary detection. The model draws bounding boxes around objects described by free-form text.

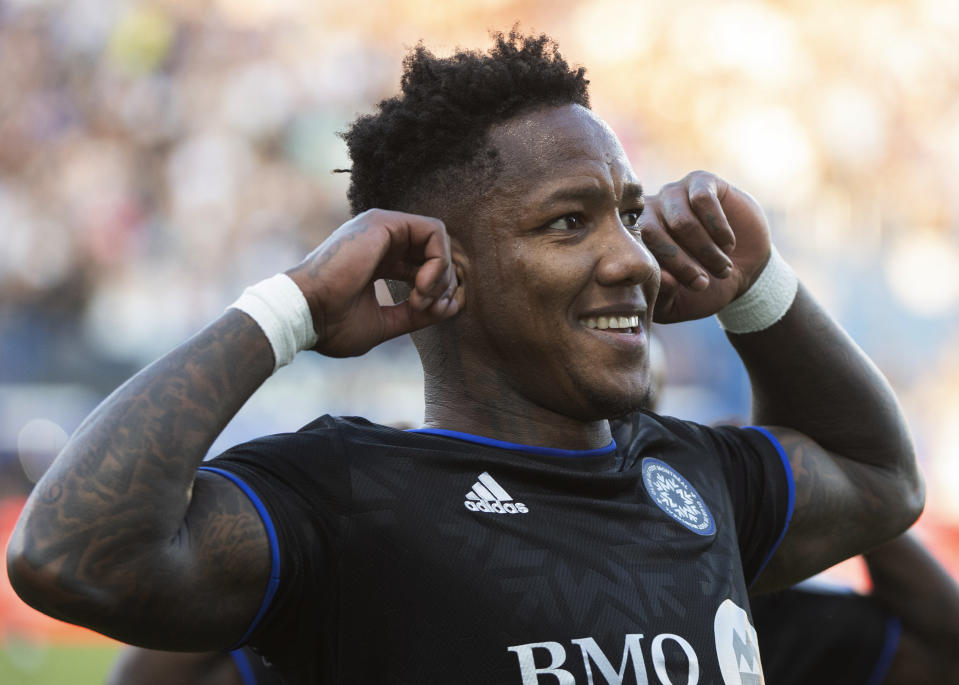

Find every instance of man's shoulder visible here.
[297,414,371,432]
[204,415,396,472]
[611,410,714,454]
[611,411,780,478]
[296,415,421,452]
[238,415,398,447]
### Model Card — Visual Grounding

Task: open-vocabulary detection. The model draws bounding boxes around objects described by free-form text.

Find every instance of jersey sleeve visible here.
[707,424,794,586]
[199,416,350,675]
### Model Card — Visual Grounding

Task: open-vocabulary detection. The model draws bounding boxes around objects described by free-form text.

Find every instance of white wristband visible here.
[228,274,318,371]
[716,247,798,334]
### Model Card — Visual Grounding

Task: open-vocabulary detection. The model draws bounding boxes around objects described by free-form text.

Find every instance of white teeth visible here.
[580,314,642,331]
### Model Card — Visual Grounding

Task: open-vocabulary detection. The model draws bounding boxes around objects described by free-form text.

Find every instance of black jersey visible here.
[202,412,793,684]
[753,584,900,685]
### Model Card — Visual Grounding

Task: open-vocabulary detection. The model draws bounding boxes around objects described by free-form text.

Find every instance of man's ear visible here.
[450,236,468,313]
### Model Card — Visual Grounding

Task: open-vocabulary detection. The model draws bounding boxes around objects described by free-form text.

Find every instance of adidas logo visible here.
[464,472,529,514]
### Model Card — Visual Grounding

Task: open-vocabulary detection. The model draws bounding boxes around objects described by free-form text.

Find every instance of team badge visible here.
[641,458,715,535]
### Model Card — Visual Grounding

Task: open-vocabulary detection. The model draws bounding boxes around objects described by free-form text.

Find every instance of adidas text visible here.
[464,500,529,514]
[464,472,529,514]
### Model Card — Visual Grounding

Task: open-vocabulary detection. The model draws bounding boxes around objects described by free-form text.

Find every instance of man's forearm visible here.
[727,282,924,591]
[729,284,915,473]
[7,309,273,614]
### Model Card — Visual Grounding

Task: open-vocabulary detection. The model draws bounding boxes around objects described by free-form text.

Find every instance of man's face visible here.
[453,104,660,421]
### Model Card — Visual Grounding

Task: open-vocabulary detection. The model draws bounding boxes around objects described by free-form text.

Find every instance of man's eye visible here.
[620,208,643,227]
[546,215,581,231]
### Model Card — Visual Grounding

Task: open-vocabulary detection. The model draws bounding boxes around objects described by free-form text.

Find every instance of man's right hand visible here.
[286,209,463,358]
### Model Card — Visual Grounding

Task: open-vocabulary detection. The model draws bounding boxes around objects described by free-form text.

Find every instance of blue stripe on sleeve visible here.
[198,466,281,649]
[742,426,795,587]
[867,616,902,685]
[229,649,258,685]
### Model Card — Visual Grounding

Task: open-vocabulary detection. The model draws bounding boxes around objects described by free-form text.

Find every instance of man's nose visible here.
[594,217,660,288]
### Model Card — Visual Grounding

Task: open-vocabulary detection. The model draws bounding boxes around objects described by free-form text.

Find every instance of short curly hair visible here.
[341,29,591,218]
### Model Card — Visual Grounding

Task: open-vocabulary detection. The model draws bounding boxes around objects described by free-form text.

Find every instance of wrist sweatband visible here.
[228,274,318,371]
[716,247,798,334]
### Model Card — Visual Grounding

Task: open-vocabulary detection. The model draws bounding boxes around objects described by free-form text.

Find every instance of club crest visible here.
[642,458,715,536]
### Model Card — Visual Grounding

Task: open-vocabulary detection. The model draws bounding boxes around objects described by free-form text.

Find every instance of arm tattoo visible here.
[10,310,274,645]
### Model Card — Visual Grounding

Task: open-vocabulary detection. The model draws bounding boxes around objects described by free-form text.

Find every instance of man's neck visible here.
[422,383,613,452]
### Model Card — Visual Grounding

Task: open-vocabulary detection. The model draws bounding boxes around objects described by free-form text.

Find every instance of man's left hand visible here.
[639,171,772,323]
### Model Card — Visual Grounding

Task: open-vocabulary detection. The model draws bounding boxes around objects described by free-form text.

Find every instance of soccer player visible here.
[6,32,923,684]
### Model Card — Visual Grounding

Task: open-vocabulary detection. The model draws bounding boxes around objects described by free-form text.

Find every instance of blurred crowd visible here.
[1,0,958,528]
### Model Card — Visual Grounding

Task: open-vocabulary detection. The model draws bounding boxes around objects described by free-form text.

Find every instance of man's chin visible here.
[579,386,650,422]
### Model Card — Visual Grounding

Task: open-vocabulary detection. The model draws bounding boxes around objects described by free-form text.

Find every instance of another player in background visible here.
[8,31,922,684]
[754,532,959,684]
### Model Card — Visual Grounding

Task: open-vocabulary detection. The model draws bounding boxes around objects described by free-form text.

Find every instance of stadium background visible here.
[2,0,958,682]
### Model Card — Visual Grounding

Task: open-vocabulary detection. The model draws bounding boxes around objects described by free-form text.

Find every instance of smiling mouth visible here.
[580,315,641,334]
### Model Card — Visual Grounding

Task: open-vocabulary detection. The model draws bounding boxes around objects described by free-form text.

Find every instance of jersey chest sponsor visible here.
[507,599,763,685]
[508,633,699,685]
